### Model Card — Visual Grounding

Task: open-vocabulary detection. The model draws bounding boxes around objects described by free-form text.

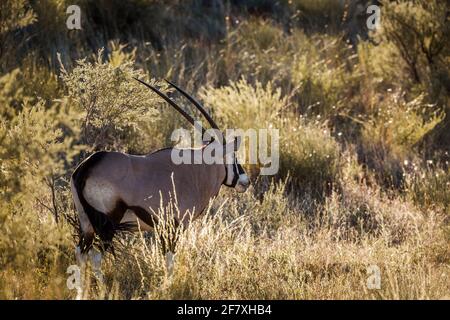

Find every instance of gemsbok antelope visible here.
[71,78,250,270]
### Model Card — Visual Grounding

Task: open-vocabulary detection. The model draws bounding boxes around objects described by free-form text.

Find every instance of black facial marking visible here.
[223,154,241,187]
[237,162,245,175]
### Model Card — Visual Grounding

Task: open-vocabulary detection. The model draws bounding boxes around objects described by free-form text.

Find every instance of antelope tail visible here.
[71,152,117,252]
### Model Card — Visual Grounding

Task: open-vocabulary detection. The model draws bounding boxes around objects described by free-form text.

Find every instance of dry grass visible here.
[70,176,449,300]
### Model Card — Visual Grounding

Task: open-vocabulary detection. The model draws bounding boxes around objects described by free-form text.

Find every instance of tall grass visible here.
[63,179,450,299]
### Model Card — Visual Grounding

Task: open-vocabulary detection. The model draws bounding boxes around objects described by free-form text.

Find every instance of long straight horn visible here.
[164,79,221,132]
[134,77,205,135]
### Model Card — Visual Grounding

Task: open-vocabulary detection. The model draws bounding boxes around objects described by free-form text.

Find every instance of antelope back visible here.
[81,149,226,225]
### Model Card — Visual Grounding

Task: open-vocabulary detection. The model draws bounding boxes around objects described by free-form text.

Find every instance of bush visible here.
[358,92,443,188]
[290,33,357,118]
[0,0,35,70]
[0,0,35,35]
[0,69,25,118]
[220,19,296,89]
[60,46,161,152]
[0,205,73,299]
[201,79,341,197]
[0,98,76,299]
[201,78,286,129]
[288,0,346,31]
[279,118,341,197]
[0,99,76,207]
[374,0,450,151]
[378,0,450,90]
[406,166,450,214]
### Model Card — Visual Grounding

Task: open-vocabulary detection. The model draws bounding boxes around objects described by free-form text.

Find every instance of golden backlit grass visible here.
[1,0,449,300]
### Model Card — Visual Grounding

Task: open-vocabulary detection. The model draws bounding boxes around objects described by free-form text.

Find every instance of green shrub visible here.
[0,98,77,299]
[377,0,450,89]
[374,0,450,150]
[221,19,295,88]
[279,118,341,197]
[0,69,26,118]
[60,46,161,152]
[200,79,285,178]
[0,0,36,70]
[0,99,76,206]
[406,166,450,214]
[359,92,443,188]
[201,79,341,197]
[0,0,35,35]
[291,33,357,118]
[287,0,345,31]
[201,78,286,129]
[0,62,61,119]
[0,204,73,299]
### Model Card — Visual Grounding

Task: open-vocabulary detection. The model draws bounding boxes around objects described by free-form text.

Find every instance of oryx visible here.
[71,78,250,271]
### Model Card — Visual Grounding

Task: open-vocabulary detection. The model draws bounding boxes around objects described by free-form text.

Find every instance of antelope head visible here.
[134,78,250,193]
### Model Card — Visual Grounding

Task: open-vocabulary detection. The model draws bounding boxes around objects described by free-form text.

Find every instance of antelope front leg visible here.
[165,251,175,276]
[88,248,104,282]
[75,245,88,266]
[75,246,104,282]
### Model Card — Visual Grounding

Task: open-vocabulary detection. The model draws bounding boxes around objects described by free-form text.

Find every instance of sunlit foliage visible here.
[0,0,448,299]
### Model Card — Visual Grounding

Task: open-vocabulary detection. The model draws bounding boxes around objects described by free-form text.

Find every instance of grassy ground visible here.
[0,0,449,299]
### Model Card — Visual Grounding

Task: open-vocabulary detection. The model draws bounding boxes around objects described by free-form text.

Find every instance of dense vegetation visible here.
[0,0,449,299]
